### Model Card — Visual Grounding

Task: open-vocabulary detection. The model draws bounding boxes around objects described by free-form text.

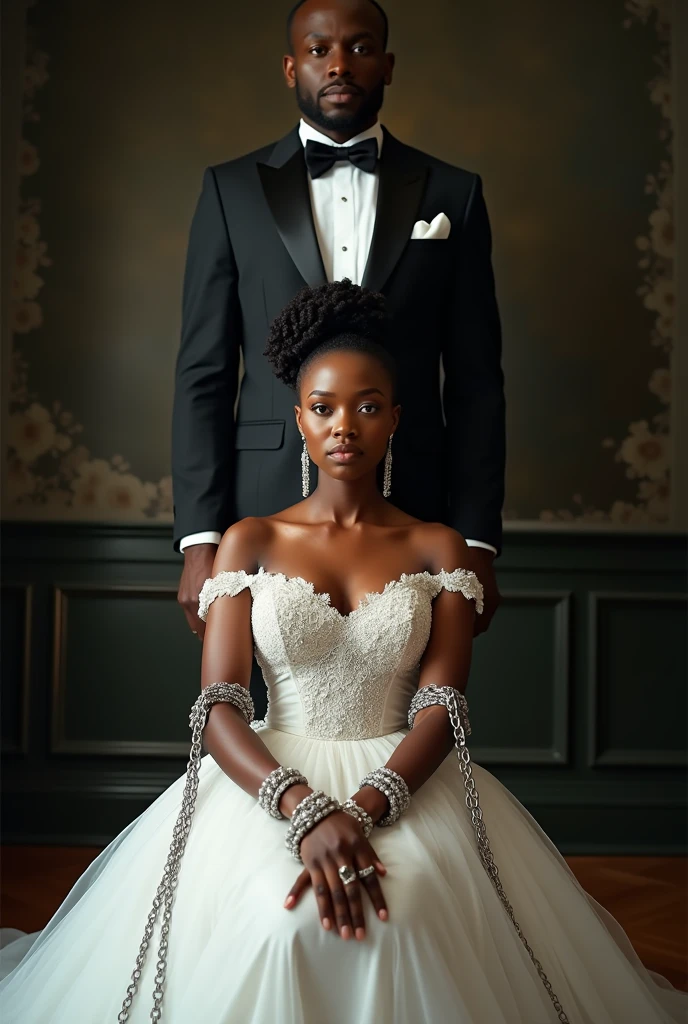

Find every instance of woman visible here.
[1,280,686,1024]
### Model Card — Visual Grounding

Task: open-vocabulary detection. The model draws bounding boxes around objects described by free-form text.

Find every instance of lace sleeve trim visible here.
[428,568,485,615]
[197,570,254,621]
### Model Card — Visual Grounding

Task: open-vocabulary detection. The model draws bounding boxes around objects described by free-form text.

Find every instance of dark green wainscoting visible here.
[1,522,686,852]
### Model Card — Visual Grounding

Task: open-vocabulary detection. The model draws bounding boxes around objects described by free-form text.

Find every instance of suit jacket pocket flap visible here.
[235,419,285,450]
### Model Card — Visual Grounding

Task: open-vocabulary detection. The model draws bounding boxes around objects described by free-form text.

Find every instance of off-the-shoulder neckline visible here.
[210,565,478,621]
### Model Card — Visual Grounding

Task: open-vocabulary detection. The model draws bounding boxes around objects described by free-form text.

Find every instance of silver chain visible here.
[117,682,253,1023]
[409,685,571,1024]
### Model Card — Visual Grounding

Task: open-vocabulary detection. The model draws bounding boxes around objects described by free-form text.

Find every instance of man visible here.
[173,0,505,674]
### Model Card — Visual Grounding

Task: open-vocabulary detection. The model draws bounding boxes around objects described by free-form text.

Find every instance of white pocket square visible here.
[410,212,451,240]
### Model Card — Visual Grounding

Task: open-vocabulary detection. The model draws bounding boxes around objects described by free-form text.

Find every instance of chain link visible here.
[117,682,253,1023]
[410,685,571,1024]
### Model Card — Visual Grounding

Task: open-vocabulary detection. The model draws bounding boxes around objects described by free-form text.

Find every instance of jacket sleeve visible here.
[171,167,242,552]
[441,173,506,555]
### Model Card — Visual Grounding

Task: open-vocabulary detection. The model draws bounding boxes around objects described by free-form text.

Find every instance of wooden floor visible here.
[1,847,686,991]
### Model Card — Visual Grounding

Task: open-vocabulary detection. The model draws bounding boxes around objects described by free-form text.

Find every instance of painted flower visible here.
[12,300,42,334]
[102,472,152,517]
[637,479,671,521]
[609,501,649,525]
[12,268,43,301]
[8,403,57,463]
[643,277,674,317]
[655,314,673,341]
[5,458,38,502]
[24,62,49,96]
[650,77,671,119]
[18,141,39,176]
[157,475,173,514]
[616,420,669,480]
[15,213,39,245]
[648,207,674,259]
[60,444,90,476]
[648,367,671,404]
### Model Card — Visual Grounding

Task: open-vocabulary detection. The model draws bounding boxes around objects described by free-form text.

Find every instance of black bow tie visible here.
[304,137,378,179]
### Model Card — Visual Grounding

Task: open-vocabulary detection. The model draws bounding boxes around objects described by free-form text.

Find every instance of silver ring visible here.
[357,865,375,879]
[337,864,357,886]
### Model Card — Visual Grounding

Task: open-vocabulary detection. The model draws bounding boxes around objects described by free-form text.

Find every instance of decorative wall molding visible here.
[472,590,571,766]
[587,589,688,767]
[0,583,32,755]
[51,584,193,757]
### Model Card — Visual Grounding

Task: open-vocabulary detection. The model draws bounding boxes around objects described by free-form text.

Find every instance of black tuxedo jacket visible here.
[172,125,505,553]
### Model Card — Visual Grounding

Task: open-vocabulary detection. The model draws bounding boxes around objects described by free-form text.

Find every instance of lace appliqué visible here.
[195,566,484,741]
[197,569,253,621]
[413,568,485,616]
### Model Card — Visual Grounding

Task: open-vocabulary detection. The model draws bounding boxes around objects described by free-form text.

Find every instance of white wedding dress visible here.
[1,566,686,1024]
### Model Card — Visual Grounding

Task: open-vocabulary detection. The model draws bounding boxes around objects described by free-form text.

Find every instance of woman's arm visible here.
[200,517,312,814]
[353,524,477,821]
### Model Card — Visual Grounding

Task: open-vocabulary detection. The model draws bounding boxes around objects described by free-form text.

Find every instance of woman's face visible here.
[295,349,400,483]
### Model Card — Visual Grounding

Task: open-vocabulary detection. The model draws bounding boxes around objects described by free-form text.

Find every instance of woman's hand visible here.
[283,810,388,940]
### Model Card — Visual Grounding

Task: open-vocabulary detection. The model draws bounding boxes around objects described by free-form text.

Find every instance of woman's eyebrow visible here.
[307,388,385,398]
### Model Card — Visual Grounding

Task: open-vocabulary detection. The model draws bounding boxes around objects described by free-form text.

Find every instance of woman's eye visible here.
[311,404,330,415]
[360,404,378,413]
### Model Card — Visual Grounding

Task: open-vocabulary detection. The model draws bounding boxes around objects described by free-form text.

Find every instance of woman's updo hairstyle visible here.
[264,278,398,401]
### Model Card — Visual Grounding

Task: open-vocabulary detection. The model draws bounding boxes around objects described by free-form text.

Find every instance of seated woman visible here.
[1,280,686,1024]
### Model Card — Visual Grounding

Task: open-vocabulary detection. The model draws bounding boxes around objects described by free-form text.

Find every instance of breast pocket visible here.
[234,419,285,450]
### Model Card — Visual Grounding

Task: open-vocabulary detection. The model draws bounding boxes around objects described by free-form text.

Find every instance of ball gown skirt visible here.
[0,567,685,1024]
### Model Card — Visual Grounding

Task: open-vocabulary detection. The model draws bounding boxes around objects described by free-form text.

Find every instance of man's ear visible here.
[283,55,296,89]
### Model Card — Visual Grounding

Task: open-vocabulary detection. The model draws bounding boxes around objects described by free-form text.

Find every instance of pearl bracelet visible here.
[284,790,342,862]
[359,767,411,827]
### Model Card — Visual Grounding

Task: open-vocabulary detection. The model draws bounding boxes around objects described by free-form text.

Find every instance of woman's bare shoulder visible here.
[214,517,275,573]
[408,521,470,574]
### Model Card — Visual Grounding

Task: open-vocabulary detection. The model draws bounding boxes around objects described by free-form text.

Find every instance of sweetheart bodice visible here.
[198,567,483,740]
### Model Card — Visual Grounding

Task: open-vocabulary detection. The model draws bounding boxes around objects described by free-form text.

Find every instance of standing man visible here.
[173,0,505,670]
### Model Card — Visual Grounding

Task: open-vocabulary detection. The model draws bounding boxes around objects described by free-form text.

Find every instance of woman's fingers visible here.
[322,856,355,939]
[333,854,367,941]
[358,844,389,922]
[284,868,311,909]
[308,864,335,932]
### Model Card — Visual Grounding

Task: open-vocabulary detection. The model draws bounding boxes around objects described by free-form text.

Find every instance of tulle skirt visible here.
[1,725,686,1024]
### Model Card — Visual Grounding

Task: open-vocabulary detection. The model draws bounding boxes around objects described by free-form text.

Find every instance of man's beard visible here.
[295,78,385,136]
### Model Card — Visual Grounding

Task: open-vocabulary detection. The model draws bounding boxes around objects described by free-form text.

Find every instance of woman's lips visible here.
[328,451,361,462]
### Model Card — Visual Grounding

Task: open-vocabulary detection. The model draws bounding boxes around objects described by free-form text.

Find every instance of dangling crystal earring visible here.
[300,433,310,497]
[383,434,393,498]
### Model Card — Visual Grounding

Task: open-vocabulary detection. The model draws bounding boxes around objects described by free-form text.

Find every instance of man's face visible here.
[284,0,394,139]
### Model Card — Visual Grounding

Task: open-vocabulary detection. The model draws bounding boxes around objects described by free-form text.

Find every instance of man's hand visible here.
[178,543,217,639]
[464,546,501,636]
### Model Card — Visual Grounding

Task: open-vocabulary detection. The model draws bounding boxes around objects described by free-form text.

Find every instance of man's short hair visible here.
[286,0,389,53]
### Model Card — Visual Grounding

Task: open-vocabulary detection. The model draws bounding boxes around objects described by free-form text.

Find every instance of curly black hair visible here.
[263,278,398,399]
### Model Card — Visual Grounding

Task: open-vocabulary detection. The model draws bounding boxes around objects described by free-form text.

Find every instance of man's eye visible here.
[310,46,327,56]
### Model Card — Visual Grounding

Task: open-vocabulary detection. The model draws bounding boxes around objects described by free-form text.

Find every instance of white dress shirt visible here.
[180,120,496,556]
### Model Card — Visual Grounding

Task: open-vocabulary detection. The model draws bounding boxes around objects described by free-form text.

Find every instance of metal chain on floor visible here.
[409,685,571,1023]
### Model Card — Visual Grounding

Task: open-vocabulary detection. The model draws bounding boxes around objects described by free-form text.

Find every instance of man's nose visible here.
[327,50,353,78]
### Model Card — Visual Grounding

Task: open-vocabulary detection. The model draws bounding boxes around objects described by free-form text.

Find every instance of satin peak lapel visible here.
[257,130,327,290]
[361,129,429,294]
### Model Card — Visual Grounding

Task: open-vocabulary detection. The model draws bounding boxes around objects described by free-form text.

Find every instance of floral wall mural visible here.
[3,0,677,526]
[539,0,673,524]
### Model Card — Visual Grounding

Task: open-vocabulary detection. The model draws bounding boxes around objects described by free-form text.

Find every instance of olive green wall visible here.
[3,0,680,525]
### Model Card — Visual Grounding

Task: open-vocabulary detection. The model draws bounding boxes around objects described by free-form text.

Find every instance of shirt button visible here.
[341,196,348,202]
[342,246,348,251]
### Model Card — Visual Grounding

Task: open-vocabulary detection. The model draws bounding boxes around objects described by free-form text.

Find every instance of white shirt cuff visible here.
[465,539,498,556]
[179,531,222,552]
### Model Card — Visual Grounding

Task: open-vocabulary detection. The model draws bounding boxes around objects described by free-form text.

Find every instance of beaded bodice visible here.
[198,568,483,741]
